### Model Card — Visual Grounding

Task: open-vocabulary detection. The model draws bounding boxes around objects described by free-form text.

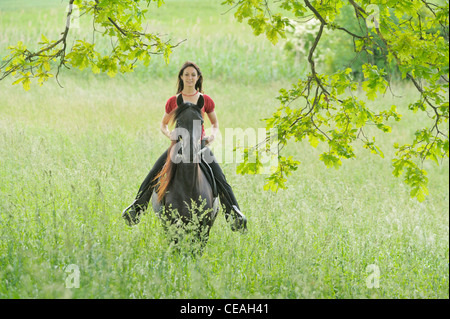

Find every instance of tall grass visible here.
[0,0,448,299]
[0,74,448,298]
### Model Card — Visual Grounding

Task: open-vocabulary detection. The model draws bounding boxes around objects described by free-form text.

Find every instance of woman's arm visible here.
[160,112,172,140]
[205,111,219,145]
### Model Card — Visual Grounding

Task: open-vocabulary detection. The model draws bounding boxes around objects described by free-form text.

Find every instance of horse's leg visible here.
[193,210,215,256]
[199,226,211,252]
[187,227,209,257]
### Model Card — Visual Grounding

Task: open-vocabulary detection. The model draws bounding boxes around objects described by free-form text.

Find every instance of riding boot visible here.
[122,149,168,226]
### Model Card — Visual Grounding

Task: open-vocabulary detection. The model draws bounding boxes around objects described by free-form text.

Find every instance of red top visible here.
[165,94,215,138]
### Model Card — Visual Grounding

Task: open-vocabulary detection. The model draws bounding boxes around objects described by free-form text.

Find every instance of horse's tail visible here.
[153,140,177,202]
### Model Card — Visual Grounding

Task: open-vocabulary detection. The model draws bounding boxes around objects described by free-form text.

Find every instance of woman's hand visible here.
[204,135,215,145]
[205,111,219,146]
[169,130,179,141]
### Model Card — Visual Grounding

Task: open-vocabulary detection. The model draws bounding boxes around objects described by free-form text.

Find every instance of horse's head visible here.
[172,94,205,163]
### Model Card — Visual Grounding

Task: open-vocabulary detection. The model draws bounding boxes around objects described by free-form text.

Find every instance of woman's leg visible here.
[204,148,247,232]
[134,149,168,209]
[122,149,168,225]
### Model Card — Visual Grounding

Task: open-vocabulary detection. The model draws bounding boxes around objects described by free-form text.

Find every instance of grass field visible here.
[0,0,448,299]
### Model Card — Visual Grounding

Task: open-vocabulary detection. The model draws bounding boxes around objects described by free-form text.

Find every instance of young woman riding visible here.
[122,61,247,232]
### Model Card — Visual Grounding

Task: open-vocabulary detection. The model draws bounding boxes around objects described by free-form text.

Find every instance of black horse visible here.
[150,95,219,251]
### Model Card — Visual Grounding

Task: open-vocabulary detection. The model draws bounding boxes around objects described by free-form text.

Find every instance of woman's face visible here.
[180,66,199,90]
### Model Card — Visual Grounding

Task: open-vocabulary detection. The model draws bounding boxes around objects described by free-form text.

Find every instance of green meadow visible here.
[0,0,448,299]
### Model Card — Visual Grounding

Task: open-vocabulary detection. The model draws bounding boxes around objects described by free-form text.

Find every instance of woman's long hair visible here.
[176,61,203,94]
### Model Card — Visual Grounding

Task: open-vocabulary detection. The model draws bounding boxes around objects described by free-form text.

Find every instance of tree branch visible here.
[303,0,329,95]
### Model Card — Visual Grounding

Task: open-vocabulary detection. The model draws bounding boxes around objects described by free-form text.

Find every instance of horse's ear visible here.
[176,94,184,107]
[197,94,204,109]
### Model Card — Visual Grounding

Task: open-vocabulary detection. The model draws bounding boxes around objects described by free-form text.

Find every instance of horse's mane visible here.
[153,102,200,202]
[153,109,178,203]
[153,140,177,202]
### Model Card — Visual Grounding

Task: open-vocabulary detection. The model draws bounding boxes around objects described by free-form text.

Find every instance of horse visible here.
[150,94,219,252]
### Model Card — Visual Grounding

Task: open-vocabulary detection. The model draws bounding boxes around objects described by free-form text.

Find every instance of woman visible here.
[122,61,247,232]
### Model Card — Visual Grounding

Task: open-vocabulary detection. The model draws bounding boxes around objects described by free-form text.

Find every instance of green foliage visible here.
[0,0,174,89]
[222,0,292,44]
[225,0,449,202]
